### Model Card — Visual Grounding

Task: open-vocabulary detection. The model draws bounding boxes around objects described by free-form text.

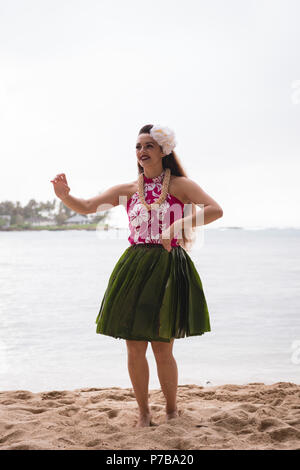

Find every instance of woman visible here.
[50,124,223,428]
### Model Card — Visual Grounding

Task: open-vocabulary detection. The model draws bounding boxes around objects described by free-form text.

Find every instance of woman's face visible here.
[136,133,164,168]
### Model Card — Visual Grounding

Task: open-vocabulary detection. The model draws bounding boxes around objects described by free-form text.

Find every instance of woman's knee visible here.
[151,339,175,362]
[126,340,148,358]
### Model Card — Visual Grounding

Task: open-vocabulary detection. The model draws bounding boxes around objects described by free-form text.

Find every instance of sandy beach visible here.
[0,382,300,450]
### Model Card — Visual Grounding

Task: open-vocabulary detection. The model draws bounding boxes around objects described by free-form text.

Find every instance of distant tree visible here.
[91,213,109,223]
[0,197,111,226]
[15,214,24,225]
[0,201,15,216]
[54,200,75,225]
[0,201,23,224]
[23,199,40,220]
[11,201,23,225]
[39,199,57,219]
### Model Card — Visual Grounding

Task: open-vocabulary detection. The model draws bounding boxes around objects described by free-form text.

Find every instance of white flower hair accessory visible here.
[150,125,177,156]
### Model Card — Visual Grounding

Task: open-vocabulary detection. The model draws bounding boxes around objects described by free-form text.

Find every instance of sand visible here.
[0,382,300,450]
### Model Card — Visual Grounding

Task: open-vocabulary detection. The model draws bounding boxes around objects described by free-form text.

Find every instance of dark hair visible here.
[137,124,196,251]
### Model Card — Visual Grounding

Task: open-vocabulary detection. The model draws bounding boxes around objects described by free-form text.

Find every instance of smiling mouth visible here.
[140,156,150,161]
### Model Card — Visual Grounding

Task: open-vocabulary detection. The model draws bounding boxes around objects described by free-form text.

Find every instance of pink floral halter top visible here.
[126,169,184,247]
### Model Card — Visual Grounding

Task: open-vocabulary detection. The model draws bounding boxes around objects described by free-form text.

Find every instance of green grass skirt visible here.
[95,243,211,343]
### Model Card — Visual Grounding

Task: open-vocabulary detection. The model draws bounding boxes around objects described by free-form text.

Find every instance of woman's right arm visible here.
[50,173,130,215]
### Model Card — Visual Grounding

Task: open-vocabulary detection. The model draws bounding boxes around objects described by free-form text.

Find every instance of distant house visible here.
[65,214,90,225]
[0,215,11,228]
[29,218,57,226]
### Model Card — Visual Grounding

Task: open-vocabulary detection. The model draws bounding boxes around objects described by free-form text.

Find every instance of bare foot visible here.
[166,409,179,421]
[135,412,152,427]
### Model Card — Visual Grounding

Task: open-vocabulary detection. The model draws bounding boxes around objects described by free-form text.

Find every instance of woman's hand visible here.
[50,173,70,201]
[160,220,184,252]
[160,226,175,253]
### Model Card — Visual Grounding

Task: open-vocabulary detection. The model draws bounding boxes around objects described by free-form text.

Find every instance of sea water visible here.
[0,228,299,392]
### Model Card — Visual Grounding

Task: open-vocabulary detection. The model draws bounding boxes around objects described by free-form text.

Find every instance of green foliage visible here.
[0,198,109,229]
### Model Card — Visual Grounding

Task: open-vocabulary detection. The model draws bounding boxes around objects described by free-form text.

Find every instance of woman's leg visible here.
[126,340,151,427]
[151,339,178,419]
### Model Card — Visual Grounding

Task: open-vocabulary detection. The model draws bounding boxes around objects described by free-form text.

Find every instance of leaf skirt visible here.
[95,243,211,343]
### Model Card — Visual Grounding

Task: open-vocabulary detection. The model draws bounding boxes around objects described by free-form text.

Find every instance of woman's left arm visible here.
[160,177,223,251]
[172,177,223,235]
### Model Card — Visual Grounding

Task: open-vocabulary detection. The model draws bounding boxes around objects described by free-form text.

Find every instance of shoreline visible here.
[1,381,300,450]
[1,226,299,232]
[0,223,110,231]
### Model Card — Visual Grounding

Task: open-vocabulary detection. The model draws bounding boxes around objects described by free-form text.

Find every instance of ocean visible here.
[0,228,299,392]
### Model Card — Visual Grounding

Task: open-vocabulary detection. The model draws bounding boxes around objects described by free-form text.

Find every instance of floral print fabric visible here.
[126,170,184,247]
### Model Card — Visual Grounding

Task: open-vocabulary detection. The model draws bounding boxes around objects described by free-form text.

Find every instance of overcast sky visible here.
[1,0,299,228]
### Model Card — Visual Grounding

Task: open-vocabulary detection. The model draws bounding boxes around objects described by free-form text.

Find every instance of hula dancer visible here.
[51,124,223,428]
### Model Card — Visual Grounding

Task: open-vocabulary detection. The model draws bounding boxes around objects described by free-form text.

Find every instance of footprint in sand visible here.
[85,439,103,447]
[258,417,284,431]
[57,399,76,405]
[58,407,80,417]
[107,409,120,418]
[150,405,164,411]
[237,403,258,413]
[97,407,111,412]
[7,392,34,400]
[11,407,48,414]
[0,430,24,445]
[2,442,44,450]
[268,426,300,442]
[41,391,67,400]
[210,410,252,431]
[57,437,75,445]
